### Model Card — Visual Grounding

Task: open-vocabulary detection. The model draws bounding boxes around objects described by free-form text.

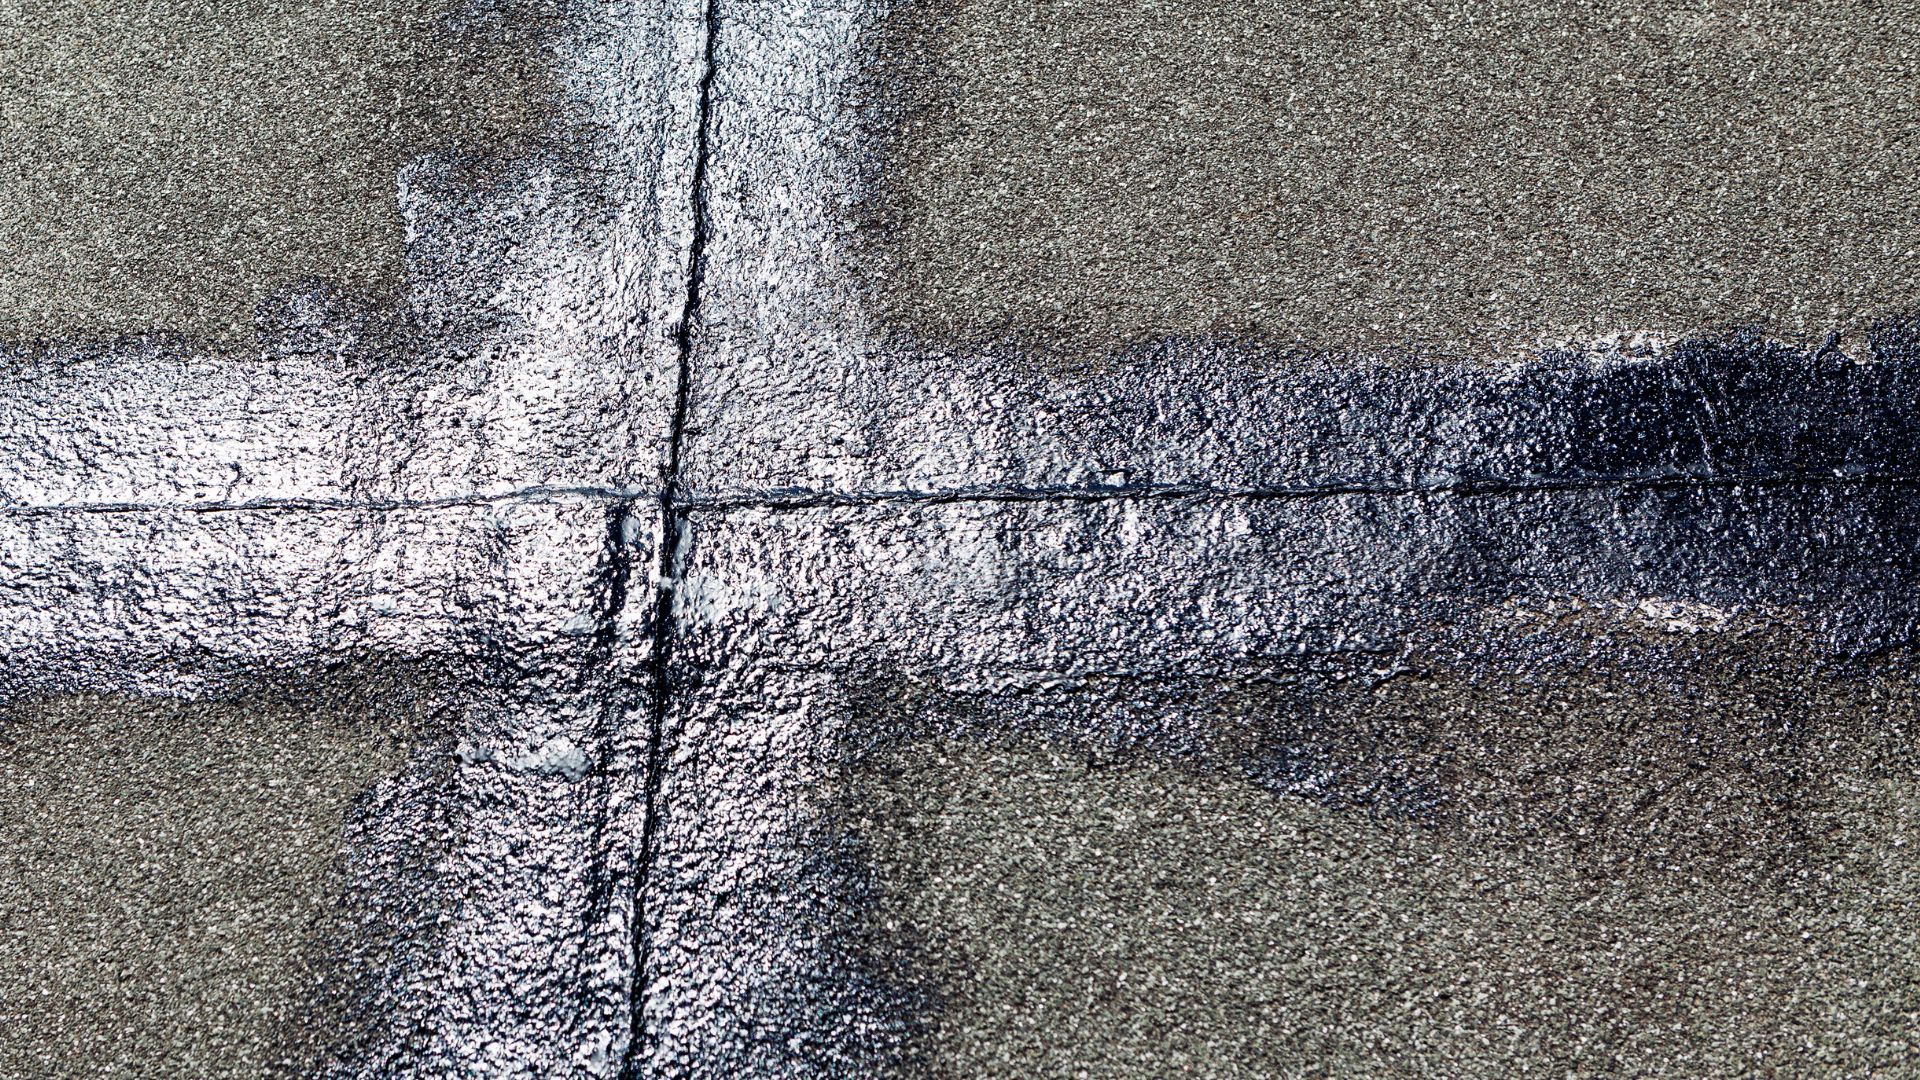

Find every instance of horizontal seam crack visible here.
[0,484,655,517]
[679,469,1920,514]
[6,469,1916,519]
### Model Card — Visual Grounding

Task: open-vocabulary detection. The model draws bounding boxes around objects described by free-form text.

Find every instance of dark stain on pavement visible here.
[827,622,1920,1076]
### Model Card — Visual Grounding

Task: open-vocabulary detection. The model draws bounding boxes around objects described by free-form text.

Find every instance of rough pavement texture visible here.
[1,0,694,511]
[2,2,696,1064]
[865,0,1920,358]
[0,497,661,1077]
[0,689,418,1078]
[679,0,1920,500]
[849,655,1920,1077]
[6,0,1920,1077]
[641,495,1920,1078]
[0,0,551,347]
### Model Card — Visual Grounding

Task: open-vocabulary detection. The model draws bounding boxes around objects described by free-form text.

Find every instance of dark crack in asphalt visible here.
[11,0,1920,1076]
[627,0,724,1072]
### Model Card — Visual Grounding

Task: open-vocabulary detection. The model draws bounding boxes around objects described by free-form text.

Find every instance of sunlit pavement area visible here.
[4,0,1919,1076]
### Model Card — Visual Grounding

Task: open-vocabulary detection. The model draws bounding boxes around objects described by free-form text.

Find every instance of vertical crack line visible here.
[576,495,640,1027]
[625,0,722,1074]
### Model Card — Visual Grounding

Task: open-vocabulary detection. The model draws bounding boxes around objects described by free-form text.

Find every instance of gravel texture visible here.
[0,497,664,1078]
[847,644,1920,1077]
[0,690,416,1078]
[7,0,1920,1077]
[678,0,1920,503]
[641,496,1920,1079]
[0,0,550,346]
[0,0,691,1052]
[865,0,1920,359]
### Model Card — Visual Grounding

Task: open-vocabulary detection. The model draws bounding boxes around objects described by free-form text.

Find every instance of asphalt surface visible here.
[6,0,1920,1076]
[0,690,413,1078]
[642,494,1920,1079]
[865,0,1920,360]
[848,644,1920,1077]
[0,0,687,1060]
[0,0,548,347]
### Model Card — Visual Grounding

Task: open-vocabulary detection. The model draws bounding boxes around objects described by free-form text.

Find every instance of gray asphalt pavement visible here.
[0,0,547,346]
[869,0,1920,360]
[849,644,1920,1077]
[0,690,413,1078]
[5,0,1920,1076]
